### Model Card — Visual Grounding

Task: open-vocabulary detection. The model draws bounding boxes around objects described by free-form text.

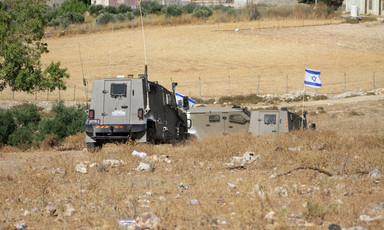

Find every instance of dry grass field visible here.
[1,19,383,101]
[0,95,384,229]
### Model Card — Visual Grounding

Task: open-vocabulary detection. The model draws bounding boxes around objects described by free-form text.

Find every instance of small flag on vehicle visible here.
[304,68,322,88]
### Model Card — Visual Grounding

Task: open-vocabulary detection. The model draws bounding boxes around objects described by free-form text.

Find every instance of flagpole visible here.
[302,83,305,129]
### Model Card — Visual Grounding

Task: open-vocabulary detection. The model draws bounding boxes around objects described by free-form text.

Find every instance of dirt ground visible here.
[1,95,384,229]
[1,19,383,101]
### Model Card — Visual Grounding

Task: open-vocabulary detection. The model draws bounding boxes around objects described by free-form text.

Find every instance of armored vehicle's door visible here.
[227,113,249,134]
[258,111,279,135]
[102,80,131,124]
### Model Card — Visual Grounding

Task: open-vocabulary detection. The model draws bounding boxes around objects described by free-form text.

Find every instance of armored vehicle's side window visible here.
[229,114,247,124]
[111,83,127,97]
[264,114,276,125]
[209,115,220,123]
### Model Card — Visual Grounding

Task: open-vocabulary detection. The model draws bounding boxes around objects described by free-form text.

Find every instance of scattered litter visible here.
[288,147,301,151]
[178,183,190,192]
[51,167,65,175]
[16,223,27,230]
[227,183,236,189]
[118,218,136,226]
[75,163,87,174]
[89,163,98,168]
[230,152,260,165]
[235,28,239,32]
[132,150,147,159]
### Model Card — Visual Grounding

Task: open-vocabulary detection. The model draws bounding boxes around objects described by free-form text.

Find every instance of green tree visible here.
[0,0,70,93]
[59,0,87,15]
[298,0,343,9]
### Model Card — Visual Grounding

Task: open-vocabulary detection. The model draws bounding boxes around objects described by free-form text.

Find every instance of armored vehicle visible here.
[187,106,251,139]
[187,106,307,139]
[248,109,305,135]
[85,68,188,150]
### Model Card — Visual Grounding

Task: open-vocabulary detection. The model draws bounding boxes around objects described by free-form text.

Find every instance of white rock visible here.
[102,159,124,168]
[75,163,87,174]
[369,166,382,178]
[132,150,147,159]
[274,187,288,197]
[359,214,384,222]
[134,162,150,171]
[89,163,98,168]
[63,203,75,217]
[190,199,199,205]
[264,211,276,224]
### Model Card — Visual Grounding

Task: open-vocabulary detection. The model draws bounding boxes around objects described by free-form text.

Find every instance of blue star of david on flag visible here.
[304,68,322,88]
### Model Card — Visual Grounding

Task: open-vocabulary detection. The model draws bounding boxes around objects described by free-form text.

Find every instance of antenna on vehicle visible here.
[138,0,150,113]
[108,24,114,78]
[78,42,88,109]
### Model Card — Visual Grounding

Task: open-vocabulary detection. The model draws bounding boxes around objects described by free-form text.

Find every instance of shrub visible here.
[162,4,183,17]
[141,0,163,14]
[133,7,146,16]
[89,4,104,16]
[182,3,198,14]
[59,0,87,15]
[192,6,213,18]
[35,134,59,150]
[38,101,87,141]
[118,4,132,14]
[42,6,59,23]
[116,13,127,21]
[61,11,85,24]
[96,12,116,25]
[0,109,16,145]
[11,103,40,128]
[104,5,118,14]
[7,125,36,149]
[116,12,135,21]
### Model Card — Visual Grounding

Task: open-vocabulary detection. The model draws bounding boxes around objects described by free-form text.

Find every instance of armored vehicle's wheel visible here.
[147,127,155,144]
[179,125,187,141]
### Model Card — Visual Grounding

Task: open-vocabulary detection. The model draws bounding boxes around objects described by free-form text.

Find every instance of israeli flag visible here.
[175,92,196,108]
[304,68,322,88]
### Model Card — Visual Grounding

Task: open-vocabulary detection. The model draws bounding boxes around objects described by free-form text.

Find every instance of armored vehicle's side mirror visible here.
[183,96,189,110]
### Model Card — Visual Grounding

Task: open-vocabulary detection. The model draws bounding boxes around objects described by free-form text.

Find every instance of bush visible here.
[192,6,213,18]
[0,109,16,145]
[182,3,198,14]
[61,11,85,24]
[11,104,40,128]
[89,4,104,16]
[42,6,59,23]
[7,125,36,149]
[162,4,183,17]
[115,12,135,22]
[141,0,163,14]
[38,101,87,141]
[133,7,147,16]
[96,12,116,25]
[104,5,118,14]
[59,0,87,15]
[118,4,132,14]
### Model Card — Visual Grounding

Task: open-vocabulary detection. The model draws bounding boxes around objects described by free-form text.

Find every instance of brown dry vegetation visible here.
[1,18,384,101]
[0,97,383,229]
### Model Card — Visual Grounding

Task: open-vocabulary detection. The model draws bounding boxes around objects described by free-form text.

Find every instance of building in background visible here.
[345,0,383,15]
[92,0,137,7]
